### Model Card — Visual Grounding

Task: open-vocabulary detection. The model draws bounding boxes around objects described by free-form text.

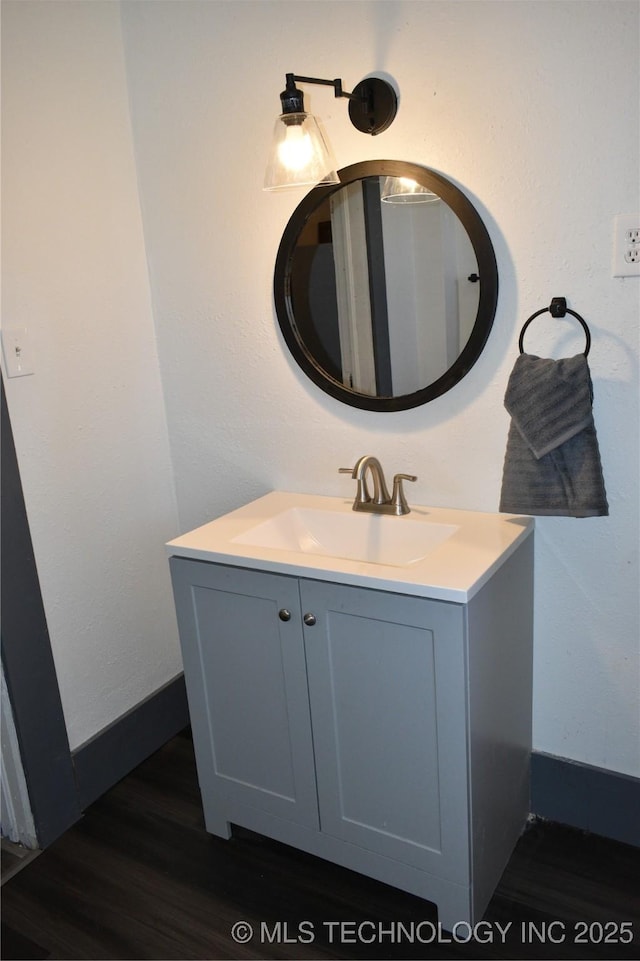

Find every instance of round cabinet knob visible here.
[303,613,317,627]
[278,609,291,622]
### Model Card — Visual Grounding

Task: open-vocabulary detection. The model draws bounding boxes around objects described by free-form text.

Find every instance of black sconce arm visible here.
[280,72,397,135]
[287,74,360,102]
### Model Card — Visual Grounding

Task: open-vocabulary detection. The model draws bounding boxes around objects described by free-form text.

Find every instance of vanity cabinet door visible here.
[169,559,319,831]
[300,579,470,883]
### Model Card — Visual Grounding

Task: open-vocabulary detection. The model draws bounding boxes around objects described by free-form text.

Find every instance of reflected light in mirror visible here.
[381,176,440,204]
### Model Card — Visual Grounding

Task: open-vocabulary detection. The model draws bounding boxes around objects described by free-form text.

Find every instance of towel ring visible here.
[519,297,591,356]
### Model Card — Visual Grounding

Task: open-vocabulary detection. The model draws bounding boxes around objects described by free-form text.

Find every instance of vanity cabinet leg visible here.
[203,808,232,840]
[436,889,473,933]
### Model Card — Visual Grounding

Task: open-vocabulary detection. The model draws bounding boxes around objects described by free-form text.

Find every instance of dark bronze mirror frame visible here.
[274,160,499,411]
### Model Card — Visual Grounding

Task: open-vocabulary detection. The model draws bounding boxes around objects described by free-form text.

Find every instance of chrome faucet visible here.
[339,455,417,516]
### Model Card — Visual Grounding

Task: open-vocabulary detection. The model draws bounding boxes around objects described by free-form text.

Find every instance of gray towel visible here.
[500,353,608,517]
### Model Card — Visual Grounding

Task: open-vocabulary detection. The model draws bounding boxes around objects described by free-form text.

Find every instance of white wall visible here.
[121,0,639,778]
[2,0,638,777]
[1,0,182,751]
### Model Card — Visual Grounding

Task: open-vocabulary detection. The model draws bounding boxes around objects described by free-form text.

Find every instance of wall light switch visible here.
[1,327,35,377]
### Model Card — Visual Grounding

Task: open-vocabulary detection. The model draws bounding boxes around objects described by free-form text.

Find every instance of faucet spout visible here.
[353,455,390,505]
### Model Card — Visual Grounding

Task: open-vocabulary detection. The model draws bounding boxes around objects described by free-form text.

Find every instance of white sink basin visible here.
[232,507,458,567]
[167,491,533,603]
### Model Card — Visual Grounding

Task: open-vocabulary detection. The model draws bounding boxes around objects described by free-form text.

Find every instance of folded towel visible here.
[500,353,608,517]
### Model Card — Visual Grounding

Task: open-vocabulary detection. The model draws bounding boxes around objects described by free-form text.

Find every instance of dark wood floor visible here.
[2,730,639,961]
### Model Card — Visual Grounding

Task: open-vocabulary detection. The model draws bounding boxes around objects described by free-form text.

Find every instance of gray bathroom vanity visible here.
[167,492,533,929]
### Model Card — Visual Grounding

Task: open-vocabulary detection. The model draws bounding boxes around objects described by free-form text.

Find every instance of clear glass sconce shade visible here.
[380,176,440,204]
[263,112,340,190]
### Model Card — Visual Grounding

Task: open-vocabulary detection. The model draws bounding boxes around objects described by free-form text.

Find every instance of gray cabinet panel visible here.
[301,580,469,881]
[192,585,295,796]
[169,559,318,830]
[466,535,534,919]
[169,536,533,928]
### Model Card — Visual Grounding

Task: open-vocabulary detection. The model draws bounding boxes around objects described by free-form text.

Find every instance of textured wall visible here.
[122,0,639,776]
[2,1,638,775]
[2,0,182,750]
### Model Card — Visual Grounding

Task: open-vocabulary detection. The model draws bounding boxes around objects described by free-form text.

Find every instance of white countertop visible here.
[166,491,533,603]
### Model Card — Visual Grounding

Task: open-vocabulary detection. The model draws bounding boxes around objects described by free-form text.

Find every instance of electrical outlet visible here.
[612,213,640,276]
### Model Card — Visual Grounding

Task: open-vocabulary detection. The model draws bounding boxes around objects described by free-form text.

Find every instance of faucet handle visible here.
[339,467,355,475]
[392,473,417,515]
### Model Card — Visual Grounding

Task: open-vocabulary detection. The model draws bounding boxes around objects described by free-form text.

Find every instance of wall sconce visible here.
[264,73,398,191]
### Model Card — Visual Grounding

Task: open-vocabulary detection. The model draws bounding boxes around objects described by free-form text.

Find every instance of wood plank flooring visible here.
[1,840,40,885]
[2,730,639,960]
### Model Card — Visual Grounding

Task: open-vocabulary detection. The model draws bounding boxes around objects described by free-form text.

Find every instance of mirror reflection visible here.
[274,162,498,411]
[291,177,480,396]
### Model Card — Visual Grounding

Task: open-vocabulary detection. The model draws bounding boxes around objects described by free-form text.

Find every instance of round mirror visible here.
[274,161,498,411]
